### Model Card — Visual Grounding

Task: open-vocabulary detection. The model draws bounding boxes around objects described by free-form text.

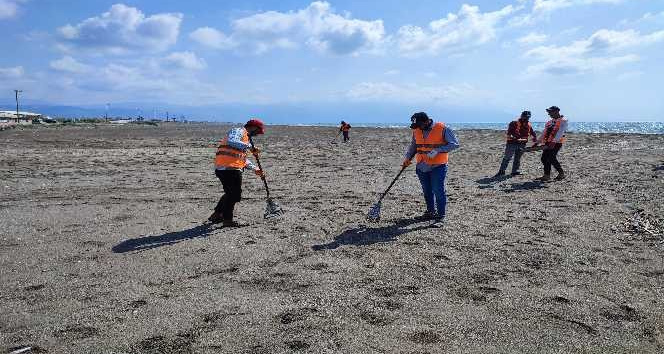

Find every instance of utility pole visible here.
[166,111,169,122]
[14,90,23,123]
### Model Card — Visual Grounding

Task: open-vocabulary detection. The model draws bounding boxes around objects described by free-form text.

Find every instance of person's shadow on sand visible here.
[112,224,213,253]
[505,181,547,192]
[476,175,511,189]
[311,218,431,251]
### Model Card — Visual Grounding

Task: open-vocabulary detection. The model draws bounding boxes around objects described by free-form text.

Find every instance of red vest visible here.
[542,119,566,144]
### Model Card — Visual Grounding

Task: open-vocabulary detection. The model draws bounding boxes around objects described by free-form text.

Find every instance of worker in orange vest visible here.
[208,119,265,226]
[536,106,568,181]
[402,112,459,225]
[495,110,537,177]
[340,121,351,142]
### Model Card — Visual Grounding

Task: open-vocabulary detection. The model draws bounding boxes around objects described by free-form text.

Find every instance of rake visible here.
[330,130,342,144]
[367,165,407,222]
[519,144,545,153]
[249,136,283,219]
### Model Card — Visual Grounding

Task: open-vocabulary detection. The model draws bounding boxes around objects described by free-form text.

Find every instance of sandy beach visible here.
[1,123,663,353]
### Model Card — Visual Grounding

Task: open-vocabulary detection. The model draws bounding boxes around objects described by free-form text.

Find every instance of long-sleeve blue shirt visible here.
[405,122,460,172]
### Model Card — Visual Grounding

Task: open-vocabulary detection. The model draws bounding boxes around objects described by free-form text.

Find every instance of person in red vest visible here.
[536,106,568,181]
[494,110,537,177]
[339,121,351,142]
[402,112,459,225]
[208,119,265,226]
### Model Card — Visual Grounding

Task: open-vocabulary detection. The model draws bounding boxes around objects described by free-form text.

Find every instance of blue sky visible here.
[0,0,663,122]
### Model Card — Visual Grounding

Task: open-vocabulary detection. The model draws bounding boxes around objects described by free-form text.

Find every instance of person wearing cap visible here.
[402,112,460,224]
[208,119,265,226]
[339,121,351,142]
[536,106,568,181]
[494,111,537,177]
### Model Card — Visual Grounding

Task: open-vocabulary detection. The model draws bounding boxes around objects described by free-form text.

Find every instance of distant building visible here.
[0,110,43,123]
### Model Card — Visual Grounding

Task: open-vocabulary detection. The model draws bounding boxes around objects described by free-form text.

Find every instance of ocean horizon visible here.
[286,121,664,135]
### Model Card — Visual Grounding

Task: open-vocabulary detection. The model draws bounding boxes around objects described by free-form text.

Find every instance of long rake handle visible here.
[376,166,407,203]
[249,136,271,199]
[330,130,342,143]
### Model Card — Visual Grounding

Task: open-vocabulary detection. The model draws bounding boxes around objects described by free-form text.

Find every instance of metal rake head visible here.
[367,202,382,222]
[264,198,284,219]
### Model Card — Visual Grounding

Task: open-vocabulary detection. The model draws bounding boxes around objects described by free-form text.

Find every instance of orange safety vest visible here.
[341,123,350,132]
[506,120,532,142]
[215,129,249,169]
[414,122,449,165]
[542,118,566,144]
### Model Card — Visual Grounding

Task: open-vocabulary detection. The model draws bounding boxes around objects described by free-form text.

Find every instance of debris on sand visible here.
[622,211,663,242]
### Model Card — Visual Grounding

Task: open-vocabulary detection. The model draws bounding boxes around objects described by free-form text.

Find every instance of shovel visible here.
[249,136,283,219]
[367,165,407,222]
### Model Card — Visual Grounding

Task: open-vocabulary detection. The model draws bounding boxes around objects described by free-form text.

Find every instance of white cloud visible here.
[347,81,483,104]
[0,66,24,78]
[396,4,515,56]
[50,56,91,73]
[163,51,207,70]
[190,27,235,50]
[533,0,624,14]
[190,1,385,55]
[57,4,182,54]
[0,0,27,19]
[384,69,400,76]
[524,28,664,76]
[511,0,625,27]
[517,32,548,45]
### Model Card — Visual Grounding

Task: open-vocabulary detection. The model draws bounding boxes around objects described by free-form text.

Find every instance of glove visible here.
[401,159,411,168]
[250,147,260,156]
[254,169,265,177]
[426,150,439,158]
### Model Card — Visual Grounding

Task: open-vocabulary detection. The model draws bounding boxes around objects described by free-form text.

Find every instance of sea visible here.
[296,121,664,134]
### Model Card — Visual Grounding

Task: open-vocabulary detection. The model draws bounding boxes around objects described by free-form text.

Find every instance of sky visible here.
[0,0,663,122]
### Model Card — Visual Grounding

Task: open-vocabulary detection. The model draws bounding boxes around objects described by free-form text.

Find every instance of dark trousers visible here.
[342,131,349,142]
[214,169,242,221]
[541,143,563,175]
[498,142,526,174]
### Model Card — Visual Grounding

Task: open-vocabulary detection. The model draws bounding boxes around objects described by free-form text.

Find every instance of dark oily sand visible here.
[1,123,663,353]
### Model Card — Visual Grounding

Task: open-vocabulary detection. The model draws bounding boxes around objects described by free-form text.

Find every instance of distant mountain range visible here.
[0,100,515,124]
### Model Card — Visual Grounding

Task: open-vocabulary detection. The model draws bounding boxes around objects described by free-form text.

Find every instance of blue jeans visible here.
[416,164,447,217]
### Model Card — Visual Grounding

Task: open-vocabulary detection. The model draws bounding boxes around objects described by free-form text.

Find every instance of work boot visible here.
[222,220,240,227]
[430,215,445,228]
[511,171,522,176]
[535,174,551,181]
[554,172,566,181]
[415,211,436,221]
[208,211,224,224]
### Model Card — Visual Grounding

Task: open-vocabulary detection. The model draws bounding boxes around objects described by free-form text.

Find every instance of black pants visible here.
[541,143,563,175]
[214,169,242,221]
[342,131,349,142]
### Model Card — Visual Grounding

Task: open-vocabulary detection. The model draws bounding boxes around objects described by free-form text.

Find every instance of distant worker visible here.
[402,112,460,225]
[536,106,568,181]
[339,121,351,142]
[494,110,537,177]
[208,119,265,226]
